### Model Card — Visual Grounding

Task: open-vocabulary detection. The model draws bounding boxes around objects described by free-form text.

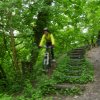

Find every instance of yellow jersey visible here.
[39,33,55,46]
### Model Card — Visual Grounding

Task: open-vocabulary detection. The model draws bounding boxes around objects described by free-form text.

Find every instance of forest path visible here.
[52,47,100,100]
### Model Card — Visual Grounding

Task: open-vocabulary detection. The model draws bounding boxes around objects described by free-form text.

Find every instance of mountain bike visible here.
[43,46,52,73]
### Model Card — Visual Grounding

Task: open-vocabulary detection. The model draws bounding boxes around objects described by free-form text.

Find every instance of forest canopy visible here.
[0,0,100,99]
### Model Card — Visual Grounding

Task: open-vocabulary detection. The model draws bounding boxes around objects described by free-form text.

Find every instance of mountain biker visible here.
[39,28,55,62]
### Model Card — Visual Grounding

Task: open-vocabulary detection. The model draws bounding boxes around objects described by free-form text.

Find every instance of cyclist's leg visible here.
[51,47,54,59]
[47,42,55,60]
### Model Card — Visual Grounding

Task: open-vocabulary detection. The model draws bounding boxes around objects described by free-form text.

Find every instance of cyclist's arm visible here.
[51,34,55,45]
[39,34,45,46]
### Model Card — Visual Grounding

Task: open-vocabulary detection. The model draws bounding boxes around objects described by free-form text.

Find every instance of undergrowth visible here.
[0,53,94,100]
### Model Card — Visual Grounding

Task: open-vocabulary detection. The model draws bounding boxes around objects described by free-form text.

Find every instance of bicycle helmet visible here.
[43,27,48,31]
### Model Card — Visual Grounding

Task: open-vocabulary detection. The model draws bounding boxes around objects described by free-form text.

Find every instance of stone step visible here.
[71,51,84,54]
[65,69,82,73]
[70,49,85,55]
[65,75,81,79]
[66,72,82,76]
[68,62,82,66]
[70,58,84,61]
[73,48,85,51]
[69,55,84,59]
[69,52,83,56]
[69,59,83,63]
[54,83,85,90]
[66,66,82,70]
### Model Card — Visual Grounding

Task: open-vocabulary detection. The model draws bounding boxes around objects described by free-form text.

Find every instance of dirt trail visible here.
[53,47,100,100]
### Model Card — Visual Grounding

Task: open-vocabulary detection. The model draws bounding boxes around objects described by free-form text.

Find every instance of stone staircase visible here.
[64,48,86,80]
[55,47,86,90]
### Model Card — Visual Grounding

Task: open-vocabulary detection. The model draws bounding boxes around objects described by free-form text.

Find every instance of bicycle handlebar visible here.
[38,45,54,49]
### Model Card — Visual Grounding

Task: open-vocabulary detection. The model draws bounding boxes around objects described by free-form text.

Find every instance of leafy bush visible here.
[0,94,12,100]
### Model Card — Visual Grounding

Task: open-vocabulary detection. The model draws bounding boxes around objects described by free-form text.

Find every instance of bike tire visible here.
[43,57,49,73]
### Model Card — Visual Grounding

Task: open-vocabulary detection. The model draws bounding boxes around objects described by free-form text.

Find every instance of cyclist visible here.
[39,28,55,62]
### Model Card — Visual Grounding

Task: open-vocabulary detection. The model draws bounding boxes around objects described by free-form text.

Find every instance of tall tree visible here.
[30,0,53,68]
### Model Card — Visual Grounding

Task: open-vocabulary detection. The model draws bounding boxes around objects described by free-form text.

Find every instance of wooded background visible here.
[0,0,100,99]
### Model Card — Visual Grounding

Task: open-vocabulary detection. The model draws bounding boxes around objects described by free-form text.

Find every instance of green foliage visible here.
[23,79,34,98]
[0,94,12,100]
[52,57,94,84]
[37,78,56,95]
[7,79,23,94]
[79,60,94,83]
[57,87,81,96]
[0,0,98,99]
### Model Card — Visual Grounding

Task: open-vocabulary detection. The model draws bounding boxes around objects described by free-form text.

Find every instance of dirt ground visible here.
[52,47,100,100]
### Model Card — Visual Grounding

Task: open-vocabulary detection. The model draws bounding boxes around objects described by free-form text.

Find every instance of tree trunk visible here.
[9,28,20,75]
[0,65,6,79]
